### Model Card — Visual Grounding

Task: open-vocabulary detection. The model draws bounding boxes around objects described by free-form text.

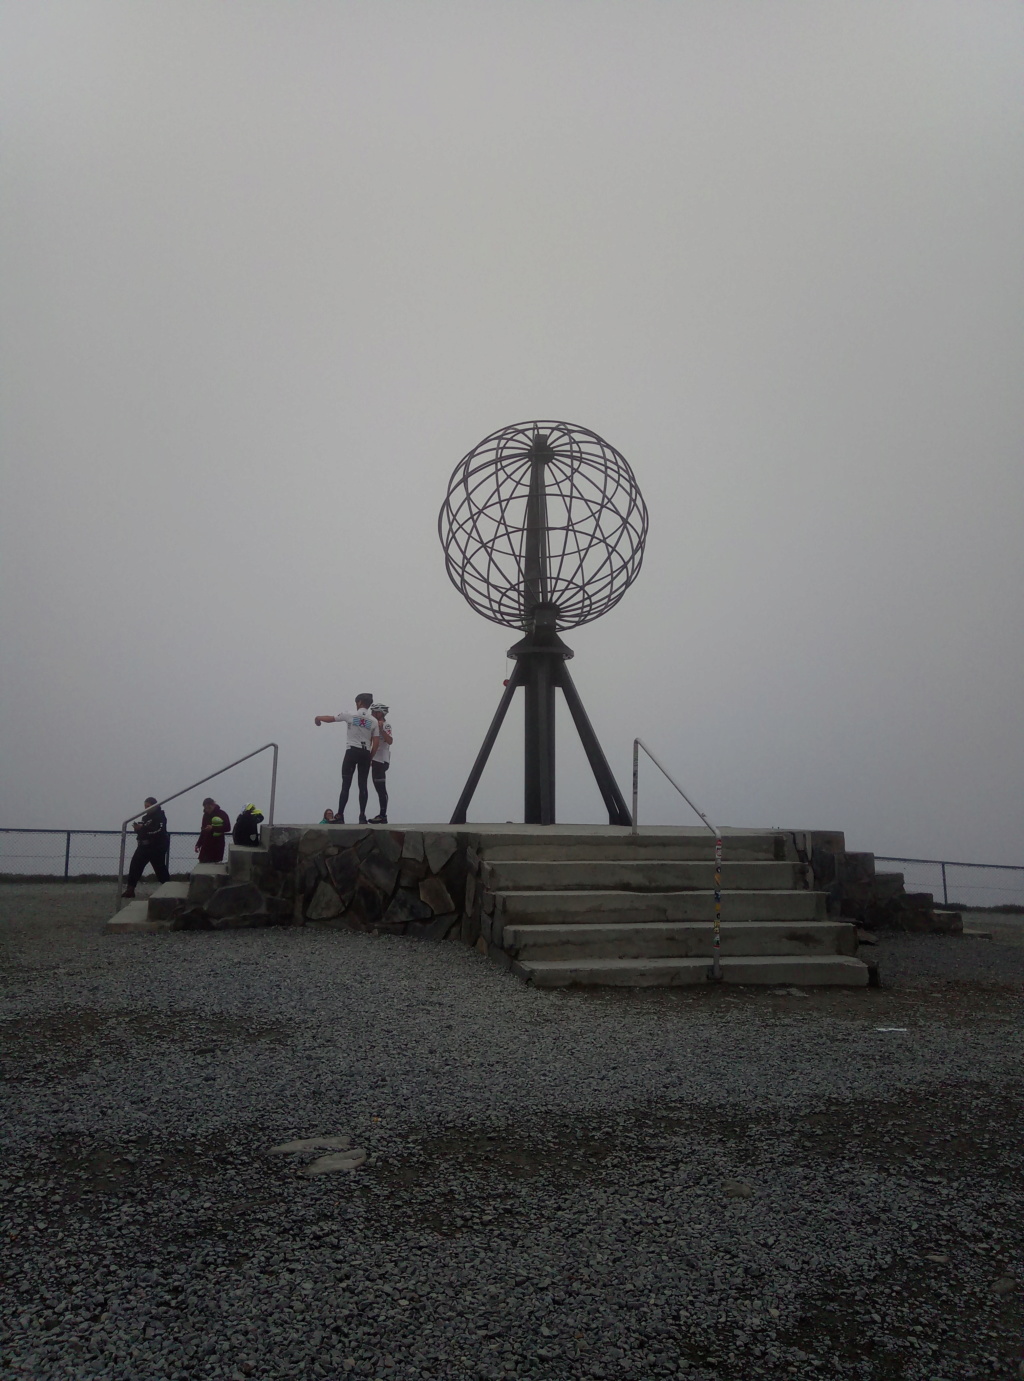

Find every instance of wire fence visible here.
[2,830,1021,909]
[875,856,1024,910]
[0,829,200,879]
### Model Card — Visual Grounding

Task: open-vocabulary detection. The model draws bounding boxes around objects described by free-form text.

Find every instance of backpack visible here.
[232,807,264,847]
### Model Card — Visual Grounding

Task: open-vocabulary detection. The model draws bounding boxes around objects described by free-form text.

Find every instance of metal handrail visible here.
[630,738,723,981]
[115,742,278,908]
[631,738,716,837]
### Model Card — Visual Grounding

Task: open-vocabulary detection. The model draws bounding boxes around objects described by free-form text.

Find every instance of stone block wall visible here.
[803,834,962,934]
[241,826,480,941]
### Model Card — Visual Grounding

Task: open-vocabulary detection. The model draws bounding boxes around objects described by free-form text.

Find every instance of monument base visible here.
[105,823,956,985]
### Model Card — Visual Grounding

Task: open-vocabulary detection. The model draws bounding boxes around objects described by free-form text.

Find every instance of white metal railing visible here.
[115,743,278,909]
[631,738,723,980]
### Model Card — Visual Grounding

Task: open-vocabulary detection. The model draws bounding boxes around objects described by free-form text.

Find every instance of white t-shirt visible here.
[335,709,377,750]
[373,720,393,765]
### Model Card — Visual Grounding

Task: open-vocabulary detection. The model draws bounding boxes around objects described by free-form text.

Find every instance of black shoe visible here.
[121,888,136,899]
[369,814,387,824]
[358,815,368,824]
[336,817,345,825]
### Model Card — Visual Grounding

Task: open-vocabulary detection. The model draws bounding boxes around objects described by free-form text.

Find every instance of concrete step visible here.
[188,861,230,905]
[872,872,905,899]
[513,954,869,988]
[503,920,858,962]
[146,880,191,921]
[229,846,263,881]
[480,832,786,863]
[494,888,828,926]
[104,900,172,935]
[482,859,805,893]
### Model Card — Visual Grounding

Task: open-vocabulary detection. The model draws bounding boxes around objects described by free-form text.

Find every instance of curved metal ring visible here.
[438,420,648,631]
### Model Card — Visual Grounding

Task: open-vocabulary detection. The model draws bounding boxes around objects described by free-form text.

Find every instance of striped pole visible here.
[712,833,723,981]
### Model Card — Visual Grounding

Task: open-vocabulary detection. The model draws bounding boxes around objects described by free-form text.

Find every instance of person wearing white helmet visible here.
[368,703,393,824]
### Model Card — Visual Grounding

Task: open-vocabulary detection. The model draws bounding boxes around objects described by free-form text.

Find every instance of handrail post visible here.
[116,826,128,904]
[269,744,278,826]
[712,833,723,981]
[941,860,948,907]
[631,737,724,980]
[64,831,71,880]
[631,738,639,835]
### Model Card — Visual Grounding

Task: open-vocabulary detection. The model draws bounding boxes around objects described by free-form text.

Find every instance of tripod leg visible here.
[450,663,524,825]
[557,662,632,826]
[524,653,557,824]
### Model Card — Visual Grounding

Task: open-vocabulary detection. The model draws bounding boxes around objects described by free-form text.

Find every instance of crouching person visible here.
[232,803,264,847]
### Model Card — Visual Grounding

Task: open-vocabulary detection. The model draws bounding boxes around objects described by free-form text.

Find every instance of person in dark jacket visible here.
[232,803,264,847]
[196,798,231,863]
[122,797,170,898]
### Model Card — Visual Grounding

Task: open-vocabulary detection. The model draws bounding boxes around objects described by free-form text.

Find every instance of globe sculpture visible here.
[439,420,649,825]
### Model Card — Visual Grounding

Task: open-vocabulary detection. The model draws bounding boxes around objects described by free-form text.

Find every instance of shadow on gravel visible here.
[367,1125,616,1234]
[4,1089,1024,1377]
[774,1255,1023,1381]
[553,974,1024,1023]
[348,1090,1024,1376]
[0,1007,291,1083]
[647,1080,1023,1181]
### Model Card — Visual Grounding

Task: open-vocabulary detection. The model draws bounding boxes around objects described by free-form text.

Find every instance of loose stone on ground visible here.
[2,883,1023,1381]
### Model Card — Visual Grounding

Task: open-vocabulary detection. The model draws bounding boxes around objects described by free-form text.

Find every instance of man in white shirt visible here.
[368,703,393,824]
[314,693,380,824]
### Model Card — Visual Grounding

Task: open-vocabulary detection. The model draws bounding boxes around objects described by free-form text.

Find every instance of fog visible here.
[2,1,1022,866]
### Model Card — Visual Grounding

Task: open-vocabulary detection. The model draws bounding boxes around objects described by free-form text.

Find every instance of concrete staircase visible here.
[104,863,230,933]
[103,825,874,987]
[476,831,870,987]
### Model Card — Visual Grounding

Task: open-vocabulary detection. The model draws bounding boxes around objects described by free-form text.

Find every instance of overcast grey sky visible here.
[2,0,1022,862]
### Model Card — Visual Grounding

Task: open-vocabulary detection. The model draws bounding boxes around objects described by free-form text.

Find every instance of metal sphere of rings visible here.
[439,420,648,632]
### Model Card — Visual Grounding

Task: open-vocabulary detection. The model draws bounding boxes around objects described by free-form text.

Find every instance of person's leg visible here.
[356,750,371,822]
[371,762,389,822]
[148,845,170,884]
[338,747,357,821]
[152,845,169,889]
[125,843,147,894]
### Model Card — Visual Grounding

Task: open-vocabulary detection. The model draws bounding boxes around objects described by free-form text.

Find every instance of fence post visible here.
[64,831,71,879]
[941,861,948,907]
[116,827,128,908]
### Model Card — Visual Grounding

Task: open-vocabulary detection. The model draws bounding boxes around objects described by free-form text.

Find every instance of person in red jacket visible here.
[196,798,231,863]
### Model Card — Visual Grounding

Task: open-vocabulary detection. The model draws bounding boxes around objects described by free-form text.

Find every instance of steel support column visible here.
[522,640,558,825]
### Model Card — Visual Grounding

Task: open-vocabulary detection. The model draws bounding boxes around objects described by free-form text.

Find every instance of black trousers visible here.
[127,841,170,887]
[371,760,389,817]
[339,745,372,820]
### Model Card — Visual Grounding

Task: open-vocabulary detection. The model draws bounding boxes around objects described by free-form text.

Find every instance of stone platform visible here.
[104,822,956,987]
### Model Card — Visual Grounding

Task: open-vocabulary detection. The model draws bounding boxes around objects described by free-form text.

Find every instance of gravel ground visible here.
[2,883,1023,1381]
